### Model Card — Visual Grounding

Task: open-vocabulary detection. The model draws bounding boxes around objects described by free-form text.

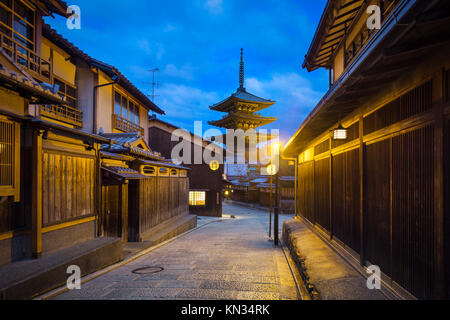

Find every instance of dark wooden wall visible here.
[332,148,360,254]
[314,158,330,232]
[42,152,95,226]
[298,161,314,224]
[391,126,435,299]
[295,80,442,299]
[128,175,189,242]
[149,126,223,217]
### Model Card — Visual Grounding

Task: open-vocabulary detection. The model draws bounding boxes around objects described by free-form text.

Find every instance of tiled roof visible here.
[211,88,275,109]
[102,165,146,180]
[101,132,142,145]
[100,151,135,161]
[0,55,63,104]
[135,159,190,171]
[42,23,165,115]
[41,0,69,16]
[100,133,165,161]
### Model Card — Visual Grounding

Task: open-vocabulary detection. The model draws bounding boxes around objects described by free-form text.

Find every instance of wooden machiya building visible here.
[283,0,450,299]
[0,1,194,298]
[100,133,191,243]
[148,116,224,217]
[0,0,114,268]
[39,25,195,242]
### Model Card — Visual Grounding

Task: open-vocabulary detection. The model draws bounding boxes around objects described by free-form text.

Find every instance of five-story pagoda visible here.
[209,49,277,132]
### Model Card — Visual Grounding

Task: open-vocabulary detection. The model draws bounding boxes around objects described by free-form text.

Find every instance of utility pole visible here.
[274,161,280,246]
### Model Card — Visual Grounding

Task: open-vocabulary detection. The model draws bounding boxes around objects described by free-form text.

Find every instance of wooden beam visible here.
[361,64,415,81]
[32,128,43,259]
[384,39,450,59]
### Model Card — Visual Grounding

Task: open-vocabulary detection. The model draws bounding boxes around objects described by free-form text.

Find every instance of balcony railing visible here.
[344,0,400,67]
[40,104,83,128]
[0,31,52,83]
[112,114,144,136]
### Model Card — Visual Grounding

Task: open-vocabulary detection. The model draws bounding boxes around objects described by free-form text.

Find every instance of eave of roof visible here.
[40,0,69,17]
[0,50,64,104]
[102,165,146,181]
[210,89,275,111]
[30,118,111,143]
[302,0,365,72]
[148,116,224,150]
[134,158,190,171]
[89,59,165,115]
[285,0,426,157]
[209,112,277,127]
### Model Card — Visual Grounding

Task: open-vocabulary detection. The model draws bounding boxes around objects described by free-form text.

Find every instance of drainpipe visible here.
[92,72,119,237]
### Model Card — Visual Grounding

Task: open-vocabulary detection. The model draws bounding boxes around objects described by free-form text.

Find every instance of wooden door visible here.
[102,185,121,238]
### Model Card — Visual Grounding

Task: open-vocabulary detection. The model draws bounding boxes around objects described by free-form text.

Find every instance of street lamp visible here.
[269,142,282,246]
[333,123,348,140]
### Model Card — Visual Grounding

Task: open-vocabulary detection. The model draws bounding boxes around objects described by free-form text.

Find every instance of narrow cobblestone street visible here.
[52,203,298,300]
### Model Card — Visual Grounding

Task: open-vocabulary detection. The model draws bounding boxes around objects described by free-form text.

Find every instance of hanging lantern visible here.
[333,123,348,140]
[209,160,220,171]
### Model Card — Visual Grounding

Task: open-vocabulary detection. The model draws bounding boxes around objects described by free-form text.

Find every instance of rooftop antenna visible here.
[239,48,245,91]
[146,68,161,102]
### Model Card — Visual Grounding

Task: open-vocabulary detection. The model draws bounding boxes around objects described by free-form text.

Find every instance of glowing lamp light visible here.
[224,190,230,196]
[209,160,220,171]
[333,124,348,140]
[270,142,283,155]
[266,164,278,176]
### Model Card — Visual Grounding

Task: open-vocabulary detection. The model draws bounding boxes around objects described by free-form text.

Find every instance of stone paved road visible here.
[53,203,298,300]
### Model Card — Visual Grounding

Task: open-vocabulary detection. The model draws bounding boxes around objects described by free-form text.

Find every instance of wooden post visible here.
[329,138,333,240]
[13,122,20,202]
[433,69,445,299]
[359,115,365,266]
[96,145,103,237]
[32,128,43,259]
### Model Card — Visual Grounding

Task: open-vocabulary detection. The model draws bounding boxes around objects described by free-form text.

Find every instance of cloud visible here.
[205,0,223,14]
[163,64,195,80]
[245,73,323,140]
[164,24,177,32]
[155,83,221,131]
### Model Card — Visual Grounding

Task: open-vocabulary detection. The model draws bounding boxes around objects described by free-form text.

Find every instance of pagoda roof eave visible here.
[208,113,277,129]
[210,89,276,112]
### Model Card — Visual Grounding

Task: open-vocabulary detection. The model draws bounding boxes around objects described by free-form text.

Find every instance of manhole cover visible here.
[132,266,164,275]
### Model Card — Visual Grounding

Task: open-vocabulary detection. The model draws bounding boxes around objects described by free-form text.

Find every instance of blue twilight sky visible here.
[45,0,328,143]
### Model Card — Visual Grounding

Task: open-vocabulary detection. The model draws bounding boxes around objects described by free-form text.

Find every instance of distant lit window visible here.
[189,191,206,206]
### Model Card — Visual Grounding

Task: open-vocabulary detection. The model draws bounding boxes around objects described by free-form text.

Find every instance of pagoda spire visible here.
[239,48,245,91]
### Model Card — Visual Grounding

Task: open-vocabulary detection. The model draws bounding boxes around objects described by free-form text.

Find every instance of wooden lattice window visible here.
[0,116,20,199]
[364,81,433,135]
[189,191,206,206]
[314,139,329,155]
[54,77,78,109]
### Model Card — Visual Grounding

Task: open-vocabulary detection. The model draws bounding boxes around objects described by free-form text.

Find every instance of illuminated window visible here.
[0,117,20,198]
[189,191,206,206]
